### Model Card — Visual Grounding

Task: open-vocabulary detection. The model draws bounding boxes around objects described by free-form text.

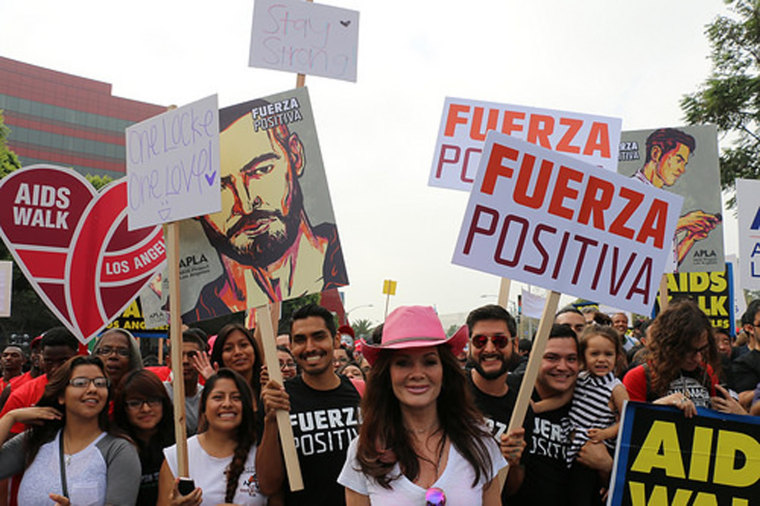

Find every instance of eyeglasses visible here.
[96,346,130,357]
[471,334,511,349]
[125,398,162,410]
[279,361,296,370]
[687,343,710,356]
[69,377,109,388]
[425,487,446,505]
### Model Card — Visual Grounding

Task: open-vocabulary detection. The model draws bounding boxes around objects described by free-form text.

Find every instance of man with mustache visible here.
[464,304,526,500]
[184,98,346,321]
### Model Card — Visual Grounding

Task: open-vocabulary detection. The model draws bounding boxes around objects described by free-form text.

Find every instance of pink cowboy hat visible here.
[361,306,468,365]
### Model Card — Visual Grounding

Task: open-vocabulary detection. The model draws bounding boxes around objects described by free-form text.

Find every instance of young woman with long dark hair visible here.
[158,368,266,505]
[113,369,175,505]
[0,355,140,505]
[339,306,506,505]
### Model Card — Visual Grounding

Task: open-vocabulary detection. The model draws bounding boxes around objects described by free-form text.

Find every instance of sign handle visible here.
[498,290,561,485]
[256,302,304,491]
[295,0,314,88]
[497,278,511,309]
[165,221,189,477]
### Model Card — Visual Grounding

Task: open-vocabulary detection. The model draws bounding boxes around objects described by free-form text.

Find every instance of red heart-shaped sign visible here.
[0,165,166,343]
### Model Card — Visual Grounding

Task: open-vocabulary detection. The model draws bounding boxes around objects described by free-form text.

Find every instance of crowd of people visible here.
[0,298,757,505]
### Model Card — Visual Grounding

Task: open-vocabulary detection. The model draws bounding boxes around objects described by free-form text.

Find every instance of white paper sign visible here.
[736,178,760,290]
[0,261,11,317]
[453,132,683,315]
[430,97,622,191]
[126,94,221,230]
[249,0,359,82]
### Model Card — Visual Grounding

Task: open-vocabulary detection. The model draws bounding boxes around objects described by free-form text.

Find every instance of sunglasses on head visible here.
[471,334,511,349]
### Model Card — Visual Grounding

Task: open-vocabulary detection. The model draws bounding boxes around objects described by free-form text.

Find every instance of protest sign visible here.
[453,132,683,315]
[609,401,759,506]
[0,165,166,343]
[106,297,168,338]
[736,178,760,290]
[618,125,724,273]
[250,0,359,82]
[179,87,348,323]
[126,94,220,230]
[429,97,622,191]
[654,263,735,334]
[0,261,11,317]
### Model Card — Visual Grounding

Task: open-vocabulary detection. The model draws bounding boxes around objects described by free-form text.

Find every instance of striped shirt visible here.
[564,371,620,463]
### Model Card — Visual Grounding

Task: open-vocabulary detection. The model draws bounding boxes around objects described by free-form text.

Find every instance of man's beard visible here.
[203,188,304,268]
[471,354,512,380]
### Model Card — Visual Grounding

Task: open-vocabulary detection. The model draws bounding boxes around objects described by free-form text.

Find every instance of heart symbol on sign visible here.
[340,20,351,27]
[0,165,167,343]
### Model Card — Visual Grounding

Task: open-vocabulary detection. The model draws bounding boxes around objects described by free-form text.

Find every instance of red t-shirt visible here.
[0,374,49,433]
[623,363,718,405]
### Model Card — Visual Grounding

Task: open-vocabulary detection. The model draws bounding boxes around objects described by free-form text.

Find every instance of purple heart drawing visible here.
[205,171,216,186]
[340,20,350,27]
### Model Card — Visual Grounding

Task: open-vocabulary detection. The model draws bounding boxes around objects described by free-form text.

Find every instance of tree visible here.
[350,318,374,339]
[0,111,21,178]
[681,0,760,204]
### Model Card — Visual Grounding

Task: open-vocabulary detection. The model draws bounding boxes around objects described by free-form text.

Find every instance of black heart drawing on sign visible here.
[340,20,351,27]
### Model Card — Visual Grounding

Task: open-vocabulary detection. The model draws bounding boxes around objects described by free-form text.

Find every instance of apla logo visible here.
[694,250,717,258]
[179,254,208,268]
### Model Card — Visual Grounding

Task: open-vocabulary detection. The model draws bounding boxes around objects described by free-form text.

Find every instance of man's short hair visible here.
[645,128,696,163]
[290,304,336,337]
[40,327,79,351]
[555,306,583,319]
[549,323,579,349]
[466,304,517,338]
[741,299,760,326]
[182,328,208,352]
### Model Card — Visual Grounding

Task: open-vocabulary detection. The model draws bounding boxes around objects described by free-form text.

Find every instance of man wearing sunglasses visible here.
[464,304,526,500]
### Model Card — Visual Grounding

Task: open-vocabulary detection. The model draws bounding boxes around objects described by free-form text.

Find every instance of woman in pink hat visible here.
[338,306,506,505]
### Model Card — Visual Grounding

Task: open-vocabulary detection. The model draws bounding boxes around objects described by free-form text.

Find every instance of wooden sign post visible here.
[497,290,560,485]
[497,278,511,309]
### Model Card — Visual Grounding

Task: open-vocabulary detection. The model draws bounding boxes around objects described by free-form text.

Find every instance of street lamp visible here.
[346,304,373,320]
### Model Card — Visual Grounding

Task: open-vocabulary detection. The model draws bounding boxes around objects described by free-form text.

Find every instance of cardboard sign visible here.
[618,126,724,273]
[654,263,735,334]
[452,133,683,315]
[429,97,622,191]
[736,178,760,290]
[249,0,359,82]
[0,165,167,343]
[126,95,221,230]
[106,297,168,338]
[178,88,348,323]
[609,402,760,506]
[0,261,11,317]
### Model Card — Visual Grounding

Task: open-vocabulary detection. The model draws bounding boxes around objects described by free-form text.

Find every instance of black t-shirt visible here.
[509,390,572,506]
[283,375,361,506]
[467,372,519,440]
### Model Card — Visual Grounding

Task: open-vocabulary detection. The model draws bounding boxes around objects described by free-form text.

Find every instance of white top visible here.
[19,431,107,506]
[338,435,506,505]
[164,435,266,506]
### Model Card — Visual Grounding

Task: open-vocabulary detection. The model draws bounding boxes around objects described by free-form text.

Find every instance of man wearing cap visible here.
[464,304,527,499]
[510,324,613,506]
[257,304,361,506]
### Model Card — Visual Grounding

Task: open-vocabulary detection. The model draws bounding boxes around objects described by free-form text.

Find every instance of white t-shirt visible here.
[164,435,266,506]
[338,435,506,505]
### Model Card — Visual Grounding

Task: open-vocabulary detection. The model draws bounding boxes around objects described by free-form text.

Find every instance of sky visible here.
[1,0,739,326]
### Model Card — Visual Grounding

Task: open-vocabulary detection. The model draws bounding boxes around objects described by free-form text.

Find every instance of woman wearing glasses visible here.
[0,355,140,505]
[339,306,506,506]
[113,369,175,505]
[92,328,143,389]
[623,299,746,415]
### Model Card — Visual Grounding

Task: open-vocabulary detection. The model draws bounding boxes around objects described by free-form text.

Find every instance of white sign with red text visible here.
[0,261,11,317]
[430,97,622,191]
[453,132,683,315]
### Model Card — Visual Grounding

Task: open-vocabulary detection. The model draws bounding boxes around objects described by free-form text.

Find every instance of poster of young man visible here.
[178,88,348,322]
[617,125,724,272]
[608,401,759,506]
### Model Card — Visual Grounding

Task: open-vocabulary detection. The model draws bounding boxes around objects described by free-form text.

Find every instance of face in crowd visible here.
[469,318,516,379]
